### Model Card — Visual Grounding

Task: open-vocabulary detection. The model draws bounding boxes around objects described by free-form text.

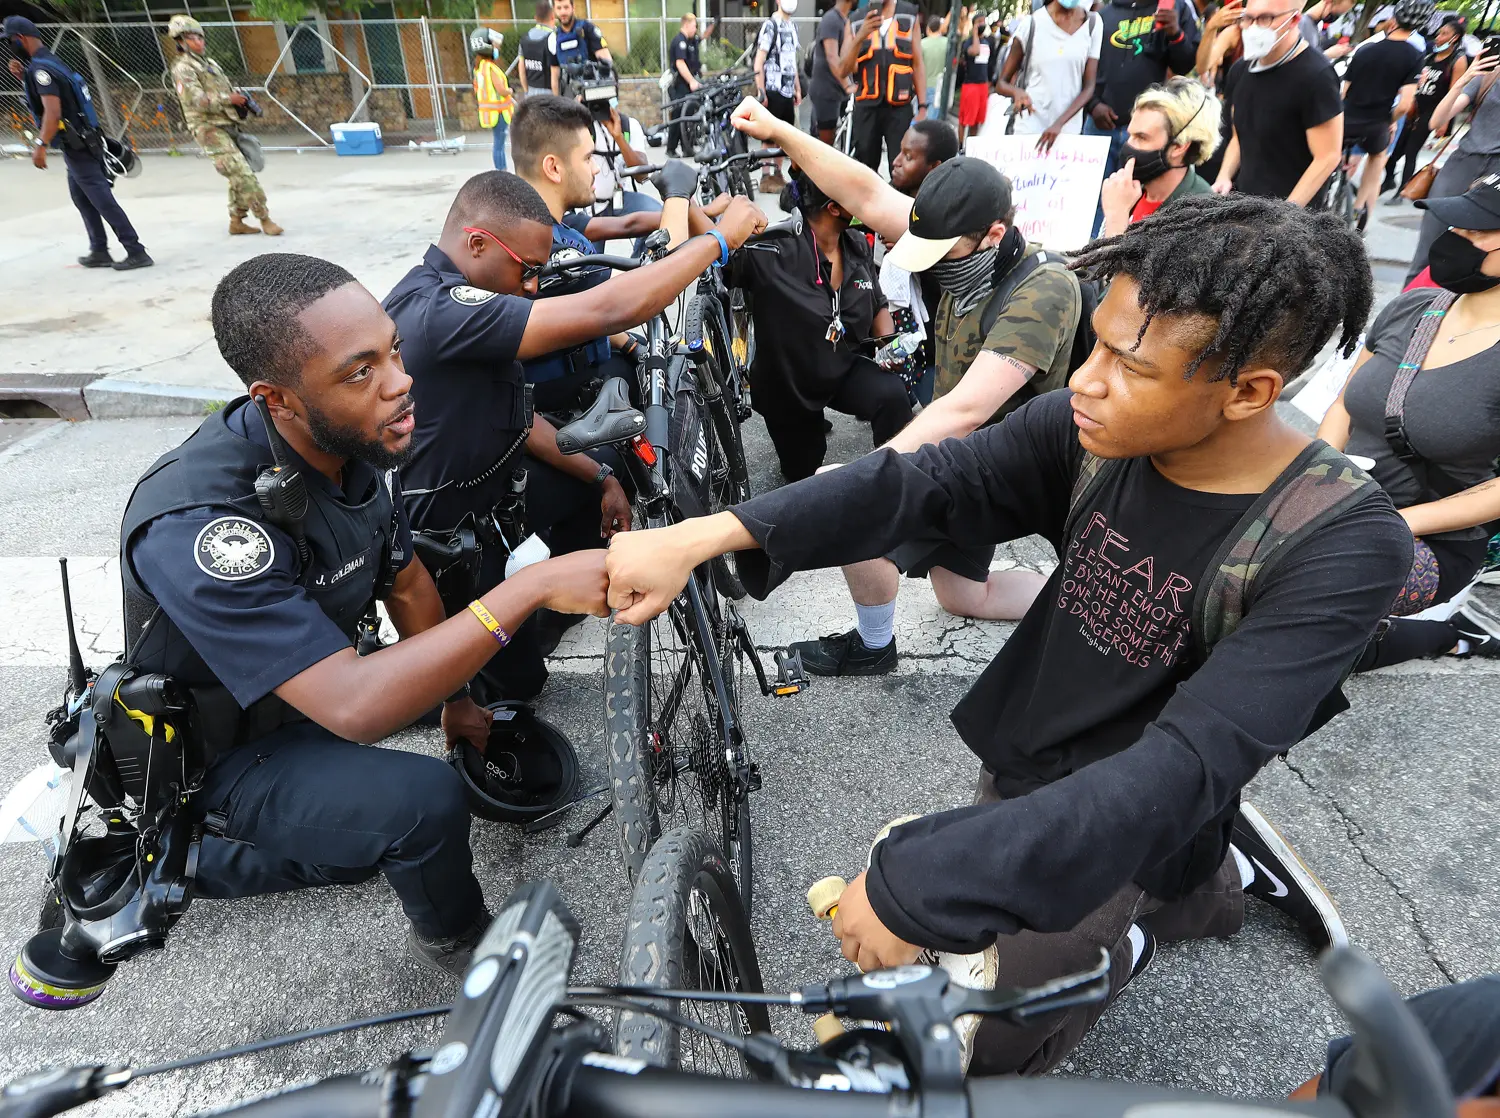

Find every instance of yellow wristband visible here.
[467,600,511,648]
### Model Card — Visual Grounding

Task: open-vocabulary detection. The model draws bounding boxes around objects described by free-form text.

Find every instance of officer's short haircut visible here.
[681,11,695,23]
[211,253,357,389]
[535,0,551,20]
[444,169,555,237]
[510,94,594,177]
[910,119,958,166]
[926,15,941,32]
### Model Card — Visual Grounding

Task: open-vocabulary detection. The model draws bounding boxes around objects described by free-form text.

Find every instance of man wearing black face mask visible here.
[1099,78,1222,237]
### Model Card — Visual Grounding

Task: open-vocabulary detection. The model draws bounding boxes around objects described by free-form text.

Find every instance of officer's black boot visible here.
[112,248,154,271]
[408,907,493,978]
[78,249,114,268]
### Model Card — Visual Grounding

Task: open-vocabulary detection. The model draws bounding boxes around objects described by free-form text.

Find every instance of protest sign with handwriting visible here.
[963,133,1112,251]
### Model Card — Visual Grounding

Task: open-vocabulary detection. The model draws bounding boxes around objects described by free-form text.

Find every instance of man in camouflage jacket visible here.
[168,14,282,236]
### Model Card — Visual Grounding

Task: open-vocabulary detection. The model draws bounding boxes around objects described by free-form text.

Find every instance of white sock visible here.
[1126,923,1147,969]
[1231,843,1255,889]
[855,601,896,650]
[1455,639,1472,656]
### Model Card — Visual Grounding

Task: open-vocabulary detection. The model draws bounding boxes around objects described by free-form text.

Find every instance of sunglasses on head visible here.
[464,225,546,282]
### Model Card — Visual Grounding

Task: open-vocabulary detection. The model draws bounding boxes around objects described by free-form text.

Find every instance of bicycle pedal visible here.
[771,650,809,696]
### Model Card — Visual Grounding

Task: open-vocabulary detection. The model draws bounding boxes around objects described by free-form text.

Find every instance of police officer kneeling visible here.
[119,252,608,976]
[385,170,765,702]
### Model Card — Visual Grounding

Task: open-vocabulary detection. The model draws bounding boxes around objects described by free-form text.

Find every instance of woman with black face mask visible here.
[723,171,913,481]
[1099,78,1222,237]
[1319,174,1500,666]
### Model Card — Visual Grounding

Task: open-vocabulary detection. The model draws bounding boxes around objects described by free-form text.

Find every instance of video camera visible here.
[562,58,618,122]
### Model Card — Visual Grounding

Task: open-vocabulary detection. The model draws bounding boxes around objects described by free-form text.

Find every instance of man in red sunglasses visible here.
[385,169,764,703]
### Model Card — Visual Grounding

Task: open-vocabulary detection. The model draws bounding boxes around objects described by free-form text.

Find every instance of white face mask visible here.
[1241,19,1291,61]
[780,0,799,12]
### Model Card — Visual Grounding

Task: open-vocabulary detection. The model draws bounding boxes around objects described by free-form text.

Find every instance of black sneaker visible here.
[787,628,896,676]
[1232,802,1348,950]
[1120,923,1156,993]
[112,250,154,271]
[78,250,114,268]
[1355,206,1370,234]
[408,908,493,978]
[1452,604,1500,658]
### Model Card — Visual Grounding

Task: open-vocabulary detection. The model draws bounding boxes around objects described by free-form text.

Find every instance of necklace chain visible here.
[1444,319,1500,343]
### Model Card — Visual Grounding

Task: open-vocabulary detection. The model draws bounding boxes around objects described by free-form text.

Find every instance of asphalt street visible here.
[0,160,1495,1114]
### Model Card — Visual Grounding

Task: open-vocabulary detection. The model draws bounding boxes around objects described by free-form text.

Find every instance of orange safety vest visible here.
[854,6,919,105]
[473,58,515,128]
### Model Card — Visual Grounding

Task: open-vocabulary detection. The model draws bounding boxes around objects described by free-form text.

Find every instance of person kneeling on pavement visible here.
[730,98,1078,674]
[728,170,914,482]
[119,252,609,977]
[603,193,1414,1075]
[385,169,765,703]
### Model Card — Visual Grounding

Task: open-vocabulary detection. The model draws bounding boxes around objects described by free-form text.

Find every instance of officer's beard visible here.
[305,397,415,471]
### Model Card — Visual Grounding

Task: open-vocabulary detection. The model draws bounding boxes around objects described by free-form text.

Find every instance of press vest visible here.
[473,57,515,127]
[854,6,920,105]
[118,400,399,747]
[521,25,555,89]
[523,219,613,387]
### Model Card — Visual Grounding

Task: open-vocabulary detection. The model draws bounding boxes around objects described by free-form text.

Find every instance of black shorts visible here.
[765,88,797,125]
[1346,118,1392,156]
[886,539,996,582]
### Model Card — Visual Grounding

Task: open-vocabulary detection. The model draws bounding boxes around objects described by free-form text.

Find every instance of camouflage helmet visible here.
[167,14,204,38]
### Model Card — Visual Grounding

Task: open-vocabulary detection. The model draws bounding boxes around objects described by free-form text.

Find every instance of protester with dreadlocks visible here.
[602,190,1414,1075]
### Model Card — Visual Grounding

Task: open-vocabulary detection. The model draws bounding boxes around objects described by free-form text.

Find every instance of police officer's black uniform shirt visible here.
[129,400,414,708]
[383,245,533,533]
[669,31,700,91]
[20,46,96,149]
[725,219,886,413]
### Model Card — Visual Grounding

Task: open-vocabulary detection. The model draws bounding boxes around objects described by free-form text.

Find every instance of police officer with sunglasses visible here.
[383,170,765,701]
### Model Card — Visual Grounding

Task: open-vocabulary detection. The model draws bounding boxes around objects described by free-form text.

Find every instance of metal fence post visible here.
[420,16,447,144]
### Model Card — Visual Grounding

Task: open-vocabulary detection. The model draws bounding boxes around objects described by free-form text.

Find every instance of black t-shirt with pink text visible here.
[729,390,1411,952]
[991,459,1252,791]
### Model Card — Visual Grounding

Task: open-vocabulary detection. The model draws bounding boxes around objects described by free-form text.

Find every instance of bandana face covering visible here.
[930,245,999,316]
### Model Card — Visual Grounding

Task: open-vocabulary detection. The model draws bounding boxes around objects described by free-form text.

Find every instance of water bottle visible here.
[876,329,925,370]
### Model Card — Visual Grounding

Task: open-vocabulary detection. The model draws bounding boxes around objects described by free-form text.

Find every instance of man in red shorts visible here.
[957,14,999,146]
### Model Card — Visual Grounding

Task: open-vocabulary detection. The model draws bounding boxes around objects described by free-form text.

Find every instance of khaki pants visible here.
[968,767,1244,1076]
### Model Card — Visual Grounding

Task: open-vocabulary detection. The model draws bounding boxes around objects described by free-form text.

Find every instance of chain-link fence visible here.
[1,13,825,157]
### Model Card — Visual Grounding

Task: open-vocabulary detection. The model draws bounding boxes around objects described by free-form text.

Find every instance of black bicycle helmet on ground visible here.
[1393,0,1435,31]
[450,701,579,827]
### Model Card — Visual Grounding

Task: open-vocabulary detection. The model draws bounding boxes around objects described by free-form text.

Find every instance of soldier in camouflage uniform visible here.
[168,15,282,236]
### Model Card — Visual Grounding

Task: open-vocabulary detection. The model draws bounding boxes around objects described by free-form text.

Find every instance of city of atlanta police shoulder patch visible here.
[450,285,497,306]
[34,69,52,86]
[194,517,275,581]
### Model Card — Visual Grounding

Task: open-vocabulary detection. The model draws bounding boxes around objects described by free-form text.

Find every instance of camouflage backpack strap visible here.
[1063,450,1111,539]
[1194,440,1380,658]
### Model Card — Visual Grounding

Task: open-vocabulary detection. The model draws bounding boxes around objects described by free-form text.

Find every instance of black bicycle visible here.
[543,236,807,912]
[0,874,1460,1118]
[653,70,756,172]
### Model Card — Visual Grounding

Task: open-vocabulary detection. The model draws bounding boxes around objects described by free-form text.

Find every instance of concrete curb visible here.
[83,379,231,419]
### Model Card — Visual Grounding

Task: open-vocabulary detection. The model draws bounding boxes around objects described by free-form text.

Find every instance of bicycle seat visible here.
[555,377,646,456]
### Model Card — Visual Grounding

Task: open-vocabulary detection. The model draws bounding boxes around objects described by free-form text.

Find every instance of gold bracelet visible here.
[467,600,511,648]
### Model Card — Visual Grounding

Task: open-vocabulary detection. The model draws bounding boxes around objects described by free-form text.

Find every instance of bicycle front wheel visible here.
[613,825,770,1075]
[604,592,743,890]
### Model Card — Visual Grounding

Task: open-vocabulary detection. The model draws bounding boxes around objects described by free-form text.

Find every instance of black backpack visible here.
[978,249,1099,386]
